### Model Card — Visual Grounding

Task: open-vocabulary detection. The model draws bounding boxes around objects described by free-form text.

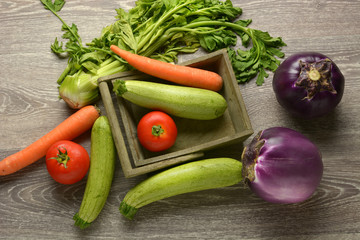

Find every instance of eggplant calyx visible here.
[241,131,265,183]
[295,58,337,99]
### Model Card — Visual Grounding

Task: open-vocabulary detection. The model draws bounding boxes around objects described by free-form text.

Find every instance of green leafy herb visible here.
[41,0,84,59]
[40,0,286,108]
[41,0,65,12]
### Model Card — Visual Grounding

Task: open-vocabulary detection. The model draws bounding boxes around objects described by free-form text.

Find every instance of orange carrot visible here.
[110,45,223,92]
[0,105,100,176]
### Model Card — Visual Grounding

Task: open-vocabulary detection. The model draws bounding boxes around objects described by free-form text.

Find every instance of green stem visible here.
[73,213,91,229]
[180,20,251,36]
[137,19,258,62]
[99,57,116,68]
[140,32,177,57]
[113,80,127,96]
[136,0,194,51]
[49,147,71,169]
[165,26,226,35]
[57,64,72,84]
[119,201,138,220]
[96,59,125,77]
[133,17,152,33]
[246,28,261,66]
[138,28,167,55]
[98,64,128,78]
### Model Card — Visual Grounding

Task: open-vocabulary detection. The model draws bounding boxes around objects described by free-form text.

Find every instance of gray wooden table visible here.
[1,0,359,239]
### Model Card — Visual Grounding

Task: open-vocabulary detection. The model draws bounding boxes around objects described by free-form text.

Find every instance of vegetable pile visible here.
[0,0,346,229]
[119,130,323,219]
[40,0,286,109]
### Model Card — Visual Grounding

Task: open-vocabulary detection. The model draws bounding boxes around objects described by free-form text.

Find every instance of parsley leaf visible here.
[40,0,84,69]
[40,0,65,12]
[228,26,286,85]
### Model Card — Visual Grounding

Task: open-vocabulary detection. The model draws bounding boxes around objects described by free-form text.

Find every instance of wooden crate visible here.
[98,49,253,178]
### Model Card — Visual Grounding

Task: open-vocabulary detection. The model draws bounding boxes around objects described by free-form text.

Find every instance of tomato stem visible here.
[152,125,164,137]
[49,147,70,168]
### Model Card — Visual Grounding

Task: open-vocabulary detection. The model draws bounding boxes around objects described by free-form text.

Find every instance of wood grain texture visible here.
[1,0,360,239]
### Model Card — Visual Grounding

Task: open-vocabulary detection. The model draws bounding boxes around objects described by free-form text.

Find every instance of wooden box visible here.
[98,49,253,178]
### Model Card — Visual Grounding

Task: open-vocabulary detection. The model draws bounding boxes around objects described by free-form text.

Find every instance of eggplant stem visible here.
[308,69,321,81]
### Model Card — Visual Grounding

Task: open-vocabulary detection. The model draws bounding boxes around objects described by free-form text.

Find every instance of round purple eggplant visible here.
[273,52,344,118]
[241,127,323,204]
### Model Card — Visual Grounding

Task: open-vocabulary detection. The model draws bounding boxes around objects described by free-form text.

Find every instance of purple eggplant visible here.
[241,127,323,204]
[273,52,344,118]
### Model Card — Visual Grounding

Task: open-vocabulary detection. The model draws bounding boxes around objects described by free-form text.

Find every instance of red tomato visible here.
[137,111,178,152]
[46,140,90,185]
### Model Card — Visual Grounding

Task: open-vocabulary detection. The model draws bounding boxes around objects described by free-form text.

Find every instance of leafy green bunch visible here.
[40,0,286,109]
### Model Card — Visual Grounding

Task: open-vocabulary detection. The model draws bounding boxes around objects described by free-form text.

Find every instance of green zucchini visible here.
[73,116,116,229]
[119,158,242,220]
[113,80,227,120]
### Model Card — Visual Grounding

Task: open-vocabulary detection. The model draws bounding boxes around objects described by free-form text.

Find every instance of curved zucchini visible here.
[73,116,116,229]
[113,80,227,120]
[119,158,242,220]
